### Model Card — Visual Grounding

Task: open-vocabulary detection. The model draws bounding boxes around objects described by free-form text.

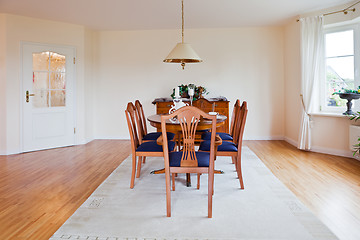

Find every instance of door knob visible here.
[26,90,35,103]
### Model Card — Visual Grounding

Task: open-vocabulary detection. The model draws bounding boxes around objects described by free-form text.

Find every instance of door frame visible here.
[20,42,77,153]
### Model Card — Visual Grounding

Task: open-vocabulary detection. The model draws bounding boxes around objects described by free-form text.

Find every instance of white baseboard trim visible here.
[244,136,285,141]
[311,146,354,159]
[76,138,91,145]
[94,136,129,140]
[284,137,298,147]
[5,149,22,155]
[284,136,355,159]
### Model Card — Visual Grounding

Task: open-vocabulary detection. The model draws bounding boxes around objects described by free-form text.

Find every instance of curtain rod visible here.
[297,0,360,22]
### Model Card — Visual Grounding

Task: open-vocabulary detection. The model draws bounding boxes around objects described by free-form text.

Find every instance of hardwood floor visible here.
[0,140,359,239]
[0,140,131,240]
[246,140,360,240]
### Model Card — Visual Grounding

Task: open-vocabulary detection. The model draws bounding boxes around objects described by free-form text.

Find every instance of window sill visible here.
[310,112,349,118]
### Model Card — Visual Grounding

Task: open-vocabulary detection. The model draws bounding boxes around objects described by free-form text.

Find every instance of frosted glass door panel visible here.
[33,72,49,108]
[50,72,66,89]
[51,90,66,107]
[32,51,66,108]
[50,52,66,72]
[33,52,49,71]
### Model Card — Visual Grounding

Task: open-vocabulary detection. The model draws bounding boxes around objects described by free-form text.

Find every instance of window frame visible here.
[320,23,360,114]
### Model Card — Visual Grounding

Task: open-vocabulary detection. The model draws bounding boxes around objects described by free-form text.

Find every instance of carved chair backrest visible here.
[161,106,216,167]
[134,100,148,141]
[229,99,240,136]
[125,102,140,151]
[233,101,248,146]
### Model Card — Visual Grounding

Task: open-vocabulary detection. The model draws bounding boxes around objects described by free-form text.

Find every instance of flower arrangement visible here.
[333,86,360,95]
[171,84,208,100]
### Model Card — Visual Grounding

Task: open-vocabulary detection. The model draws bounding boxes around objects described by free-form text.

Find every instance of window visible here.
[321,24,359,113]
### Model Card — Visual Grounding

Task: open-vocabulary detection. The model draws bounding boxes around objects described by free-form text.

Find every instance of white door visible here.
[22,43,75,152]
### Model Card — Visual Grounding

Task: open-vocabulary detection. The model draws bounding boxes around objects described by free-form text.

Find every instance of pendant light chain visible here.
[182,0,184,43]
[163,0,202,69]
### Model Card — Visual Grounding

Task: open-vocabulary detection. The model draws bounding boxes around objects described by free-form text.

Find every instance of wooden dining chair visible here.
[134,100,175,143]
[125,102,176,189]
[161,106,217,218]
[201,99,240,141]
[134,100,176,164]
[199,101,248,189]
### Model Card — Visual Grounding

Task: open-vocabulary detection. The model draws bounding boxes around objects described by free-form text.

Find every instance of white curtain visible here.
[298,16,324,150]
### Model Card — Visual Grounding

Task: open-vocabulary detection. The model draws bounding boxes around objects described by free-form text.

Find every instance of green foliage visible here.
[353,138,360,156]
[349,112,360,156]
[171,84,208,100]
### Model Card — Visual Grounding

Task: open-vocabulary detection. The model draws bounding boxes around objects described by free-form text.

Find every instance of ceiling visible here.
[0,0,355,30]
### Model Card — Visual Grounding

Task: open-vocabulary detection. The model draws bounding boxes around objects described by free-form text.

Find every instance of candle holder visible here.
[188,84,195,106]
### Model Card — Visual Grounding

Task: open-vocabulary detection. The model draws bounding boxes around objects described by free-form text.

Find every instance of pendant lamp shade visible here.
[163,0,202,70]
[163,43,202,65]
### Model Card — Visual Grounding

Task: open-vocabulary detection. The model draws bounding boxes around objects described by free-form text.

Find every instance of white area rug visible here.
[51,147,338,240]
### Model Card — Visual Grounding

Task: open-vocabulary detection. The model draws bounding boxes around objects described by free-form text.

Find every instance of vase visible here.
[339,93,360,115]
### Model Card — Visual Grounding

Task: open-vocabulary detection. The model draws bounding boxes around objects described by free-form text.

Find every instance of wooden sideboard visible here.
[152,97,229,133]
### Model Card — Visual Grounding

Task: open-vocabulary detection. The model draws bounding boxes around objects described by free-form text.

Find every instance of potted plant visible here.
[349,112,360,156]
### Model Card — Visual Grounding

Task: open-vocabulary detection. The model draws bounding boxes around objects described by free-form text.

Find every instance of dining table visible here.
[147,113,227,187]
[147,113,227,132]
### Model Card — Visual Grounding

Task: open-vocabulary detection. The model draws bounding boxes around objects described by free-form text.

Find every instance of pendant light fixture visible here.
[163,0,202,70]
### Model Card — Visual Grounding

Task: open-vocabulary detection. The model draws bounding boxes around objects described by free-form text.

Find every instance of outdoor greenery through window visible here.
[325,29,354,109]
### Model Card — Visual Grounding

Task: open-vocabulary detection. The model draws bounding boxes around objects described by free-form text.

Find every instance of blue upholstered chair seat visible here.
[143,132,175,141]
[201,132,233,141]
[199,140,238,152]
[136,141,175,152]
[169,151,210,167]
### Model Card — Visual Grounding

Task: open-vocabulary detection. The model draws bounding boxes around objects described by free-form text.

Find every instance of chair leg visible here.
[172,174,175,191]
[130,154,137,189]
[208,170,214,218]
[232,156,237,169]
[236,155,244,189]
[136,156,142,178]
[142,156,146,164]
[165,170,172,217]
[197,173,201,189]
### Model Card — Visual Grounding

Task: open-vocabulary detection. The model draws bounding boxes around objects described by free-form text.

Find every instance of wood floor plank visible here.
[0,140,360,240]
[0,140,131,240]
[245,140,360,240]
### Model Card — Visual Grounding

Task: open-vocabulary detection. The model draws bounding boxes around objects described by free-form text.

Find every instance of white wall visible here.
[284,18,302,145]
[94,27,285,140]
[0,14,7,154]
[2,6,356,157]
[84,29,95,142]
[0,14,92,154]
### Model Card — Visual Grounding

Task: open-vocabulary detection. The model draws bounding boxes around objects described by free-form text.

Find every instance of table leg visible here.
[151,169,192,187]
[150,168,165,174]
